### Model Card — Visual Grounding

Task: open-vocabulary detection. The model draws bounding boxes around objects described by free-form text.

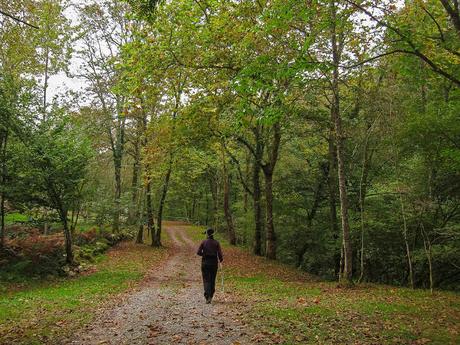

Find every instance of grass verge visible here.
[181,224,460,345]
[221,246,460,345]
[0,237,170,345]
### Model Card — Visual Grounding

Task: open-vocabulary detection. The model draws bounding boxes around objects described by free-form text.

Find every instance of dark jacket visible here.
[197,237,223,264]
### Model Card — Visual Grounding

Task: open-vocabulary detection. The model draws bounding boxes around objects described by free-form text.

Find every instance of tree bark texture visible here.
[262,122,281,260]
[62,212,73,265]
[253,127,264,256]
[153,158,172,247]
[0,130,7,248]
[128,136,141,225]
[400,193,414,289]
[331,0,353,284]
[136,188,145,244]
[146,178,154,240]
[223,167,236,245]
[111,114,126,233]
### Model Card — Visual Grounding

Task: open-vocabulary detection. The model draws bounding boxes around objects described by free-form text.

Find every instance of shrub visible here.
[2,233,66,277]
[1,227,135,279]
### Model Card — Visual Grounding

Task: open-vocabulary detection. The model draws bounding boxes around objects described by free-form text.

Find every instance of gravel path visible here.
[67,223,250,345]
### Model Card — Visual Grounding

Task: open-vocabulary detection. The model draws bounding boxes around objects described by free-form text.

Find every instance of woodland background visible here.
[1,0,459,291]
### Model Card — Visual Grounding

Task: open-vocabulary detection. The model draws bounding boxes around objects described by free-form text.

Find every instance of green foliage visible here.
[113,0,460,290]
[4,213,28,224]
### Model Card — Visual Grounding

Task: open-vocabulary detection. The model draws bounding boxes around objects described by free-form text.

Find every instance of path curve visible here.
[67,222,249,345]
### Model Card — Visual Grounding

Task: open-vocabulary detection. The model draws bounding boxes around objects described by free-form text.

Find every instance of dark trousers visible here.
[201,261,218,299]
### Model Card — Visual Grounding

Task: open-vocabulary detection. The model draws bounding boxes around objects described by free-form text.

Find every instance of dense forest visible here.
[1,0,459,293]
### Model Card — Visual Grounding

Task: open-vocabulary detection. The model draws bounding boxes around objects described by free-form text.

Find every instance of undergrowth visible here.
[0,230,170,344]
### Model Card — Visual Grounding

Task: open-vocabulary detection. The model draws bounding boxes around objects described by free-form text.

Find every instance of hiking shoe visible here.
[206,297,211,304]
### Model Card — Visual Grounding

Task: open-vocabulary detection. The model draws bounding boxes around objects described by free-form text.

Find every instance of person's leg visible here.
[201,263,209,299]
[209,264,218,300]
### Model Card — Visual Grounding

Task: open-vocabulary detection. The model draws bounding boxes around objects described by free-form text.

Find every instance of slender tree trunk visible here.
[420,222,433,293]
[42,45,50,235]
[0,130,7,248]
[112,114,126,233]
[153,158,172,247]
[331,0,353,284]
[358,134,371,284]
[113,153,122,233]
[60,209,73,265]
[43,45,49,116]
[327,133,339,235]
[328,133,339,235]
[339,243,345,281]
[136,223,144,244]
[264,170,276,259]
[129,138,141,225]
[209,171,219,230]
[222,153,236,245]
[262,122,281,260]
[243,152,250,213]
[399,193,414,289]
[327,132,341,276]
[136,105,149,243]
[252,125,264,256]
[136,188,145,244]
[70,207,81,235]
[146,178,154,240]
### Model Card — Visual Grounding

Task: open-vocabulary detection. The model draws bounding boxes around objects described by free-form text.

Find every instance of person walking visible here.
[196,228,223,304]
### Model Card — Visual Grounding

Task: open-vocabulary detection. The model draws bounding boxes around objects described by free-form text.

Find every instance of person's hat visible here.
[203,228,214,236]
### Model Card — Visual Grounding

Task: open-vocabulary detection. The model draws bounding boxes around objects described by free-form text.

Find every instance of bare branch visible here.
[0,9,39,29]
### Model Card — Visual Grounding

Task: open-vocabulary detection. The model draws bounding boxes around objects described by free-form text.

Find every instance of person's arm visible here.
[217,242,223,263]
[197,241,204,256]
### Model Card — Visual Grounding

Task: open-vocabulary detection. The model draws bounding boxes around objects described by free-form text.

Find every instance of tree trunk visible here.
[205,191,209,225]
[358,133,371,284]
[136,224,144,244]
[70,206,81,235]
[327,133,339,235]
[252,126,264,256]
[43,45,49,117]
[0,130,7,248]
[327,132,341,276]
[243,152,250,213]
[262,122,281,260]
[146,178,154,240]
[421,222,433,293]
[111,114,126,233]
[113,153,122,233]
[209,171,219,231]
[136,188,145,244]
[331,0,353,285]
[222,154,236,245]
[153,158,172,247]
[400,193,414,289]
[60,209,73,265]
[264,171,276,259]
[128,138,141,225]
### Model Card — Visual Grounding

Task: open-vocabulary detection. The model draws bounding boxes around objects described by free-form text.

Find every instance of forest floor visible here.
[1,221,460,345]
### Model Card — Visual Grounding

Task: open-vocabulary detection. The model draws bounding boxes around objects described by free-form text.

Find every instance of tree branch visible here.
[0,9,39,29]
[224,146,254,197]
[345,0,460,87]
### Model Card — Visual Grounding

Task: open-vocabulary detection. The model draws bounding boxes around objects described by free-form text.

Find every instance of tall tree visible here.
[77,0,134,232]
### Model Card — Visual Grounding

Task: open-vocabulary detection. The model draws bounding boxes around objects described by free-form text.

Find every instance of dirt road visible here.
[67,223,249,345]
